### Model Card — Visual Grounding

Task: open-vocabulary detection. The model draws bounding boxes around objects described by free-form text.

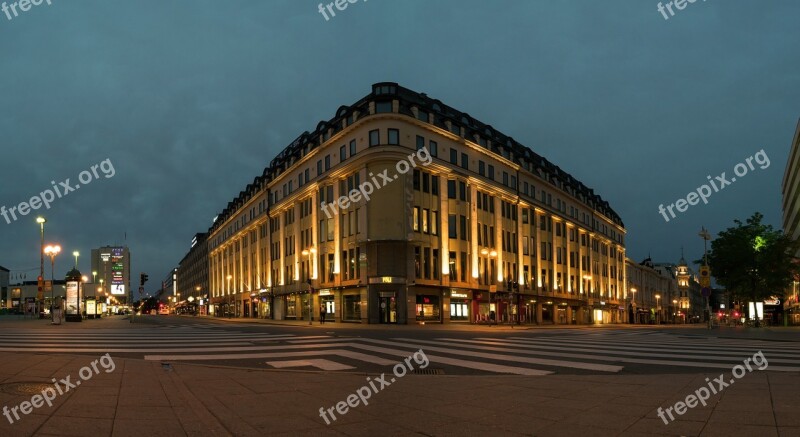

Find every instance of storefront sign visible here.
[764,297,781,306]
[319,289,333,296]
[379,292,395,298]
[451,292,469,299]
[369,276,405,284]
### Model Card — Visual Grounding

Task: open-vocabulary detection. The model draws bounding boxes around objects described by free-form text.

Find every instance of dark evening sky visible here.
[1,0,798,291]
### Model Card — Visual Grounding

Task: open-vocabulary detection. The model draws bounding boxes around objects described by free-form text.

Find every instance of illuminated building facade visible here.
[90,246,131,305]
[206,83,626,324]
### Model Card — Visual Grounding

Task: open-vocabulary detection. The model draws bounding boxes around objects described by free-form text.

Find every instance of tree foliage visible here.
[706,213,800,304]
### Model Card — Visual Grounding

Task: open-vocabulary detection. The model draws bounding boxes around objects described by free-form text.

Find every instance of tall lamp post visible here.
[72,251,79,269]
[301,247,316,325]
[655,293,661,324]
[482,249,498,325]
[672,299,678,324]
[630,286,637,324]
[36,217,46,315]
[44,245,61,315]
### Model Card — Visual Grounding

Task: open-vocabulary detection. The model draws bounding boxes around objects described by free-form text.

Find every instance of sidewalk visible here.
[185,315,713,332]
[0,351,798,436]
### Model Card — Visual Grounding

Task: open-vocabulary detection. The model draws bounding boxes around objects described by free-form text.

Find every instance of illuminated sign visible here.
[451,292,469,298]
[66,281,79,315]
[100,253,111,262]
[319,289,332,296]
[111,284,125,295]
[763,297,781,306]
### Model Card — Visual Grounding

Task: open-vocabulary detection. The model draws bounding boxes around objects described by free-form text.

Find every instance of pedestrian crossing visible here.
[0,327,798,375]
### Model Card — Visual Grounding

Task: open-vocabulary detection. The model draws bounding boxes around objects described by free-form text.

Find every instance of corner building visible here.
[207,83,627,324]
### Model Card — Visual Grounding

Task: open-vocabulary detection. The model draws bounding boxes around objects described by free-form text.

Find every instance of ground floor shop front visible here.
[209,287,626,325]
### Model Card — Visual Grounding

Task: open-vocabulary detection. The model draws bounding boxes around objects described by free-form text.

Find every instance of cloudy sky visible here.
[1,0,798,291]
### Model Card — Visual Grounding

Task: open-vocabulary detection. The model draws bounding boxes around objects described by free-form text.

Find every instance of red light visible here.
[423,297,430,304]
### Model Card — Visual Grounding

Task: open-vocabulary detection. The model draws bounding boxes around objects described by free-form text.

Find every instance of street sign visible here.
[699,266,711,288]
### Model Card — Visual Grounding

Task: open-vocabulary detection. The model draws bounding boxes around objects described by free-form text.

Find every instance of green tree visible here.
[705,213,800,325]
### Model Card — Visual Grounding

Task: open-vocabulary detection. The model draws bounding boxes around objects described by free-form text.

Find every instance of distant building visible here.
[781,119,800,324]
[176,233,209,314]
[90,246,131,305]
[626,257,677,324]
[0,265,9,310]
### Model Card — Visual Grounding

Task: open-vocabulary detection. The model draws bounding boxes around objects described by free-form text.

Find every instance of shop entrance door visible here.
[379,296,397,324]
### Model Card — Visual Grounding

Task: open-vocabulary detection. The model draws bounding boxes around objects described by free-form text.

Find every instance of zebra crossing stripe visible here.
[504,336,800,354]
[266,359,354,371]
[387,338,622,372]
[345,342,550,376]
[455,338,800,365]
[463,338,800,371]
[144,349,397,365]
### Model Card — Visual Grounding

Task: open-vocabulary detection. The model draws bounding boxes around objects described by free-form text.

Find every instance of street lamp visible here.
[655,293,661,324]
[44,244,61,315]
[72,251,79,269]
[36,217,46,314]
[673,299,678,324]
[630,286,637,324]
[301,247,317,325]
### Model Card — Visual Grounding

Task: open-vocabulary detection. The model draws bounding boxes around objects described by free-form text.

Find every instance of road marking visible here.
[347,342,551,375]
[266,359,354,371]
[144,349,396,365]
[389,338,622,372]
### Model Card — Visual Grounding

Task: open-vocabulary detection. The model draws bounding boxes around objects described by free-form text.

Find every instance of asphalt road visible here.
[1,315,798,376]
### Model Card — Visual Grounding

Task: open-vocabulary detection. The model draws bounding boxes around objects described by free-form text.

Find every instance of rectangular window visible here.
[325,155,331,171]
[459,181,466,201]
[429,140,438,157]
[413,170,420,191]
[448,214,457,239]
[376,101,392,113]
[422,173,429,193]
[340,145,346,162]
[488,165,495,180]
[413,207,420,232]
[317,160,322,176]
[447,180,456,199]
[478,161,485,176]
[431,211,438,235]
[431,176,439,196]
[461,153,468,170]
[350,139,357,156]
[424,247,431,279]
[460,215,467,241]
[450,148,458,165]
[388,128,400,145]
[369,129,380,147]
[503,172,509,186]
[416,135,425,151]
[433,249,439,279]
[422,209,429,233]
